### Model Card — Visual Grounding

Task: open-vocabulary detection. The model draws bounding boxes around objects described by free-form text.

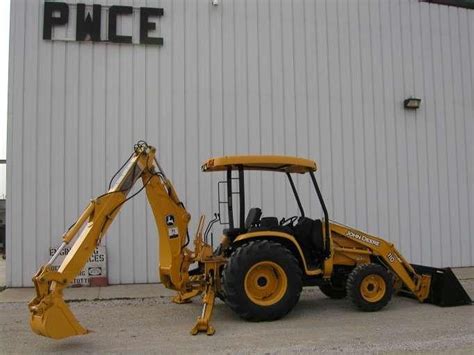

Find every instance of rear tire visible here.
[347,263,393,312]
[222,240,302,321]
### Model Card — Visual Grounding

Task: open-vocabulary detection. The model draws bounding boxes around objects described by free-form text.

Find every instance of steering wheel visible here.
[280,216,298,227]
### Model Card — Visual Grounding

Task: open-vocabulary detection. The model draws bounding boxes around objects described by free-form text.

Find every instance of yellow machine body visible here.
[29,143,470,340]
[232,222,430,302]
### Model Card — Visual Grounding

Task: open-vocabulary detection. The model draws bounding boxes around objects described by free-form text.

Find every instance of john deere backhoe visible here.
[29,142,471,339]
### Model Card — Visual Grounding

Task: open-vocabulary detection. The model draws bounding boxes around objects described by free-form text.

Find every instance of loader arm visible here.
[330,222,431,301]
[330,221,471,306]
[29,143,192,339]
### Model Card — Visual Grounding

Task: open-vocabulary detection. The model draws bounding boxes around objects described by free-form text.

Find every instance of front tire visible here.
[222,240,302,321]
[346,263,393,312]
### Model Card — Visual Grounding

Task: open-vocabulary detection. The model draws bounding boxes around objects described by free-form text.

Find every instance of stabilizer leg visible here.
[191,286,216,336]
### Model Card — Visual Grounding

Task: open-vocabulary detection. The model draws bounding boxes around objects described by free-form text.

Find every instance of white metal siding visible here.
[7,0,474,286]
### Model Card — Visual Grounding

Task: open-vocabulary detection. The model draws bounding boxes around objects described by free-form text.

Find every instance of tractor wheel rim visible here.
[360,274,386,303]
[244,261,287,306]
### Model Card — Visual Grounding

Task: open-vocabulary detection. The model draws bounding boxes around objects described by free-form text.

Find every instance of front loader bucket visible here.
[410,264,472,307]
[29,294,88,339]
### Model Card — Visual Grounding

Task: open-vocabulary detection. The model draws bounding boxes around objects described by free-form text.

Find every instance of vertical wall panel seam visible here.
[208,0,214,209]
[220,1,225,155]
[448,8,464,264]
[398,0,409,253]
[34,0,41,269]
[117,39,121,282]
[429,5,443,265]
[408,0,421,260]
[144,1,149,280]
[183,0,188,206]
[291,0,297,157]
[63,42,68,261]
[268,0,275,194]
[156,0,162,281]
[170,0,174,181]
[335,0,345,222]
[233,0,238,155]
[461,9,473,264]
[131,5,136,283]
[104,12,108,255]
[257,0,263,204]
[19,0,27,285]
[348,0,357,223]
[448,9,462,265]
[303,0,309,160]
[76,40,80,243]
[417,3,434,265]
[244,0,249,158]
[303,0,311,213]
[356,1,368,228]
[386,0,397,245]
[378,0,390,244]
[76,41,81,243]
[438,7,451,266]
[324,0,334,213]
[279,0,288,216]
[397,0,410,254]
[411,1,423,262]
[368,1,378,232]
[6,0,15,285]
[458,7,470,265]
[144,0,149,282]
[388,1,401,249]
[196,1,201,224]
[446,9,456,265]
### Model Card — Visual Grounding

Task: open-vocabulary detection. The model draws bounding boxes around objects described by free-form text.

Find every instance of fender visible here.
[234,231,322,276]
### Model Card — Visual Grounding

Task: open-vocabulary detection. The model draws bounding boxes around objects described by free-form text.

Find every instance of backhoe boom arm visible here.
[29,143,194,339]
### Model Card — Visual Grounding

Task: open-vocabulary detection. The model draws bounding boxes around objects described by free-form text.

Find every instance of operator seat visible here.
[245,207,263,229]
[293,217,324,252]
[223,207,262,241]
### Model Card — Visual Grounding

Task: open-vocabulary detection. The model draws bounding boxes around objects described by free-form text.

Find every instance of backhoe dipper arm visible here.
[29,143,191,339]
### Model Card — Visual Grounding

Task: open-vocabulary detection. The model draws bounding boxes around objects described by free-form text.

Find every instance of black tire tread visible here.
[346,263,393,312]
[222,240,302,321]
[319,283,347,299]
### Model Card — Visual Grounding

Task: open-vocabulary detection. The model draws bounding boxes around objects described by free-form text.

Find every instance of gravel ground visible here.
[1,280,473,354]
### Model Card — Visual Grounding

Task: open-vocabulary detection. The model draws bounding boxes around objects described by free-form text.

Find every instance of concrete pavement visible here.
[1,279,473,354]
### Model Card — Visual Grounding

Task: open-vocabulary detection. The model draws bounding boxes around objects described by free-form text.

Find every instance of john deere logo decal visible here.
[166,215,175,226]
[345,230,380,247]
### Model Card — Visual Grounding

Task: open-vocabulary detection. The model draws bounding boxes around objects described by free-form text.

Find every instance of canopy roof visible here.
[201,155,317,174]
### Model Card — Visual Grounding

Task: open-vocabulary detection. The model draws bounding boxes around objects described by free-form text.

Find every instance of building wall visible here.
[7,0,474,286]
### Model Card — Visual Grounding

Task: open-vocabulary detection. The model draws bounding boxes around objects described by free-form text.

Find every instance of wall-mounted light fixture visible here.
[211,0,219,6]
[404,97,421,110]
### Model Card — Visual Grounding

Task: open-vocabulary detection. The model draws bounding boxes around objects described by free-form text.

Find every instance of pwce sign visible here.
[43,1,164,45]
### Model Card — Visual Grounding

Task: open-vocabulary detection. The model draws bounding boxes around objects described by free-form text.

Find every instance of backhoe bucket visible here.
[410,264,472,307]
[29,294,88,339]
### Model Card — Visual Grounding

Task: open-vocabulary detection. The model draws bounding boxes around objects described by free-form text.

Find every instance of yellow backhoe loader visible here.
[29,141,471,339]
